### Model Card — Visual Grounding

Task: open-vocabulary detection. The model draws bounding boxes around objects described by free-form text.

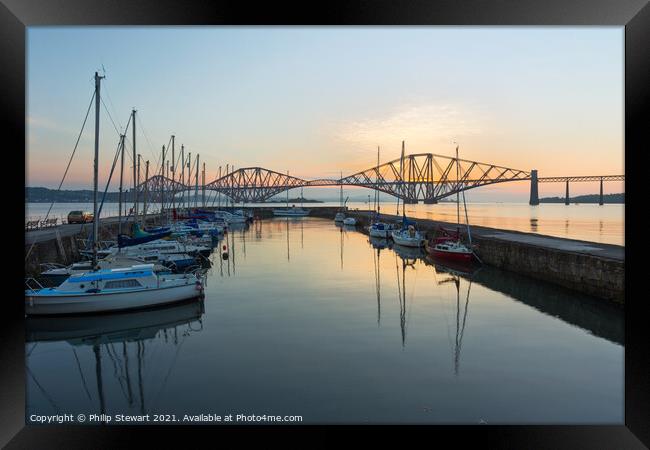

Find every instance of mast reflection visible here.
[26,299,205,416]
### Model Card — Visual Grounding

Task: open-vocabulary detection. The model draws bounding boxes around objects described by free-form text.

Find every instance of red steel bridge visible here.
[137,153,624,206]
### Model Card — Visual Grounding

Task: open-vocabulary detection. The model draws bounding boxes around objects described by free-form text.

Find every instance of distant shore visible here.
[539,193,624,204]
[262,198,323,204]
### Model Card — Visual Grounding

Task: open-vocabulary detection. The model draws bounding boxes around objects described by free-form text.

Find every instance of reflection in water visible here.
[26,300,204,416]
[395,251,416,348]
[26,218,623,423]
[433,264,472,376]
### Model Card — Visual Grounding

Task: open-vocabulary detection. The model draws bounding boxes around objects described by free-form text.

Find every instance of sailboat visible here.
[425,144,476,264]
[334,171,346,222]
[273,179,310,217]
[391,141,424,247]
[369,146,397,238]
[25,72,205,316]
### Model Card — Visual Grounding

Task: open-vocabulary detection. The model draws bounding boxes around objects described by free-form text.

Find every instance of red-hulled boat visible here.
[425,237,474,263]
[424,144,480,266]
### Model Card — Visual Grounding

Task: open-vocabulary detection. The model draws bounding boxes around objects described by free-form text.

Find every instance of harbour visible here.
[25,217,624,424]
[26,205,624,303]
[22,26,627,430]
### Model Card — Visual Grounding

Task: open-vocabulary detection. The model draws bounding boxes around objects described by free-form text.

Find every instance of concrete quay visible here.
[344,210,624,304]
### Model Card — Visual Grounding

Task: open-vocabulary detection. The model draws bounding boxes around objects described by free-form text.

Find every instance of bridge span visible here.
[136,152,623,206]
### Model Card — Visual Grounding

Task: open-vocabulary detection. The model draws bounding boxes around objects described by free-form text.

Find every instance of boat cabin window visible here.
[104,279,143,289]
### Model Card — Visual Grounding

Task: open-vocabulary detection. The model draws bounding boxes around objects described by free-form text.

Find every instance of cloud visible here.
[335,103,486,151]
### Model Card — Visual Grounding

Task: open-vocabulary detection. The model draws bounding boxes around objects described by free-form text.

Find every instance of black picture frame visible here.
[3,0,648,447]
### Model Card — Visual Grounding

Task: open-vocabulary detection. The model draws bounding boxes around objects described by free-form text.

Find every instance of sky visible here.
[26,26,624,201]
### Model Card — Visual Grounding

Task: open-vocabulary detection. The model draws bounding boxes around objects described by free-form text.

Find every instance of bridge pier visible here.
[529,169,539,205]
[403,198,419,204]
[565,180,570,205]
[599,177,604,205]
[423,198,438,204]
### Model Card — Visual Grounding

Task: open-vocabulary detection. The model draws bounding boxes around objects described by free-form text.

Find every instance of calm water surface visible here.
[26,218,623,424]
[26,201,624,245]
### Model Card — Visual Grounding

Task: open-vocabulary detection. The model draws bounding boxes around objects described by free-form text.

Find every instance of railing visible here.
[39,262,66,271]
[25,218,62,231]
[25,277,45,292]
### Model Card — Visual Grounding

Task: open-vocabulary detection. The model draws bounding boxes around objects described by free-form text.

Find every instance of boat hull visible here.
[272,210,310,217]
[425,242,474,263]
[369,228,394,238]
[25,283,203,316]
[391,231,424,247]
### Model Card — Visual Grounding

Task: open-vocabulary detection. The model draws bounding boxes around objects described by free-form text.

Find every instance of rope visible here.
[25,90,95,262]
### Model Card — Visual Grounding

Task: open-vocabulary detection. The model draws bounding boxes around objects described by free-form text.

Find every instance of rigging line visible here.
[458,280,472,354]
[436,277,455,361]
[25,90,95,262]
[26,364,61,414]
[92,135,126,238]
[105,343,130,403]
[102,80,123,132]
[71,348,94,404]
[405,260,419,331]
[100,96,122,137]
[26,342,38,357]
[152,332,189,411]
[136,113,162,170]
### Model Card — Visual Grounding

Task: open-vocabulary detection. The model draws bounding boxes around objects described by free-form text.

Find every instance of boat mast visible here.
[137,154,141,226]
[376,146,380,216]
[161,144,165,218]
[218,166,222,209]
[202,162,206,207]
[143,160,149,222]
[132,109,137,224]
[180,144,185,211]
[401,140,405,218]
[286,170,289,208]
[187,151,191,210]
[118,134,125,237]
[340,171,343,211]
[92,71,104,270]
[171,136,175,212]
[195,154,199,208]
[456,144,460,237]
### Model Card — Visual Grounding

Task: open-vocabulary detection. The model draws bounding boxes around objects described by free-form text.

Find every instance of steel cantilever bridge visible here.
[138,152,624,205]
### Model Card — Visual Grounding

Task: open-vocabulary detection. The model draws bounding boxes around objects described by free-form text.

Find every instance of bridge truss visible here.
[135,153,623,206]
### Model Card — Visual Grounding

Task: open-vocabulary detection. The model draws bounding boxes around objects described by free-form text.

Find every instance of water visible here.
[26,218,623,424]
[26,201,623,245]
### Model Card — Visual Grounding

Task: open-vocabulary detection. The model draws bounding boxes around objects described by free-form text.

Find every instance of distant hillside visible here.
[27,187,133,203]
[540,193,624,204]
[264,197,323,203]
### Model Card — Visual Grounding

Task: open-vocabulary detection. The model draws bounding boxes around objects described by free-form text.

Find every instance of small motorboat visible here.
[334,212,345,222]
[391,225,424,248]
[343,217,357,226]
[25,264,205,316]
[369,221,397,238]
[273,206,310,217]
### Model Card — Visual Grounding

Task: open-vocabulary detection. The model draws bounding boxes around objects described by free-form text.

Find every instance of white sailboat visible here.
[334,171,346,222]
[26,265,204,315]
[369,146,397,238]
[25,72,205,316]
[391,141,424,247]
